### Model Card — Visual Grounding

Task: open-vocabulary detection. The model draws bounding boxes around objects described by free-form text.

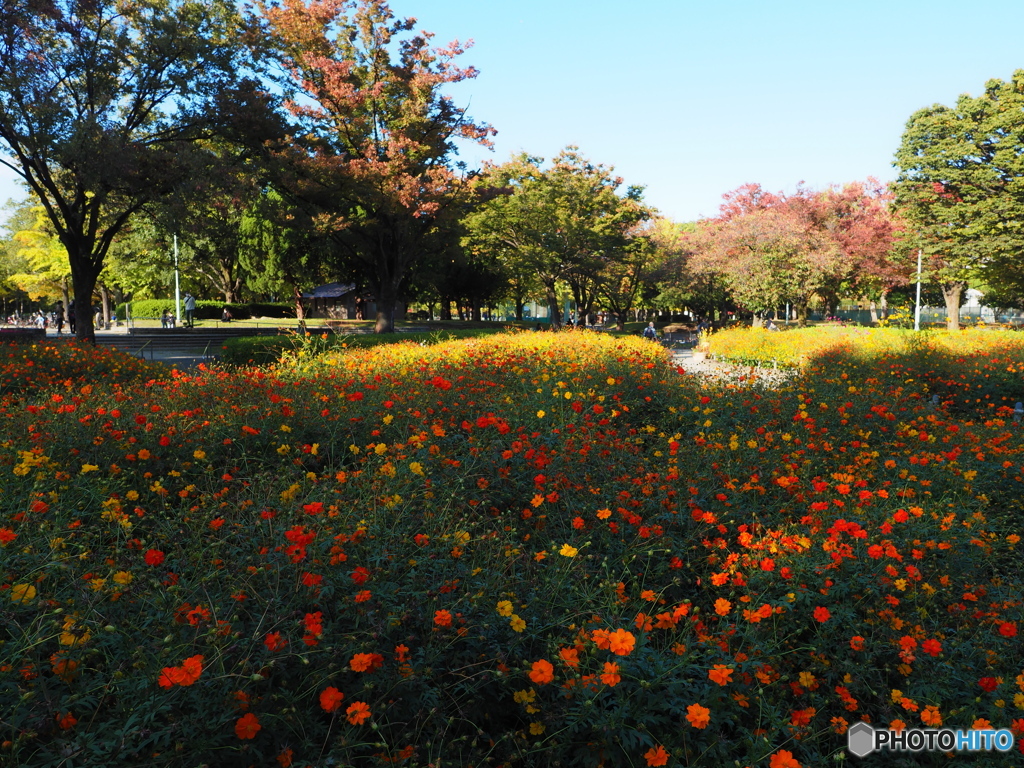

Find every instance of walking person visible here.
[68,300,75,334]
[54,301,65,334]
[642,321,658,341]
[184,292,197,328]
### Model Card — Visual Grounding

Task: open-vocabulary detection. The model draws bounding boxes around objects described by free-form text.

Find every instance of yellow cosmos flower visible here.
[510,615,526,632]
[496,600,513,616]
[10,583,36,603]
[559,544,578,557]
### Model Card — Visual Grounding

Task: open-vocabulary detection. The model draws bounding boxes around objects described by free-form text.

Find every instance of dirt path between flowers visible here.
[671,352,798,387]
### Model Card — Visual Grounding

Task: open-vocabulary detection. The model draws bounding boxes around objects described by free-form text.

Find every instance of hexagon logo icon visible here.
[847,721,875,757]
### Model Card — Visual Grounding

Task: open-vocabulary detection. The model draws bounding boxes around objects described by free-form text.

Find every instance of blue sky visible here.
[4,0,1024,224]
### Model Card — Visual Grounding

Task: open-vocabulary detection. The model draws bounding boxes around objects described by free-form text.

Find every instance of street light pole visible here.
[914,249,922,332]
[174,235,181,327]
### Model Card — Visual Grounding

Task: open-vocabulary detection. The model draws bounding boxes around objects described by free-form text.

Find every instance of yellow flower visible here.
[529,722,545,735]
[193,449,206,460]
[559,544,578,557]
[112,571,133,586]
[409,462,424,476]
[606,377,616,385]
[536,410,545,418]
[10,583,36,603]
[382,414,393,424]
[496,600,514,616]
[510,615,526,632]
[80,464,99,474]
[280,424,292,432]
[374,443,387,455]
[799,671,816,688]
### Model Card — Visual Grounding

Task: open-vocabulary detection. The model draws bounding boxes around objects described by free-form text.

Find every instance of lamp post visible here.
[914,249,922,332]
[173,235,181,327]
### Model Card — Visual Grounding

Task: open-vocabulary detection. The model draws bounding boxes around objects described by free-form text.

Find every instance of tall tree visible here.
[893,70,1024,330]
[464,148,650,330]
[0,0,256,341]
[261,0,493,333]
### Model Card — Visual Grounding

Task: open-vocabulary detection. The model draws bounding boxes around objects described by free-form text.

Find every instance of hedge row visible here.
[116,300,293,322]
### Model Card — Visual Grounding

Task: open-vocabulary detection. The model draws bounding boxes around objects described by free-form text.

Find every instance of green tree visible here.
[464,148,649,330]
[893,70,1024,330]
[0,0,256,341]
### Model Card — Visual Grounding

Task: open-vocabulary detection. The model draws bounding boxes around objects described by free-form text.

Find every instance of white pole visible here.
[174,235,181,327]
[914,249,922,332]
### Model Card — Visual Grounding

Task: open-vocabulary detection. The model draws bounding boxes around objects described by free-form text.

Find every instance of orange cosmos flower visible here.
[608,629,636,656]
[813,606,831,623]
[320,686,345,712]
[56,712,77,730]
[714,598,732,616]
[346,701,371,725]
[529,659,555,685]
[644,745,670,766]
[591,628,612,650]
[433,610,452,627]
[600,662,621,686]
[235,712,261,739]
[849,635,865,651]
[708,665,733,686]
[179,654,203,685]
[920,705,942,727]
[769,749,802,768]
[685,703,711,729]
[559,647,580,668]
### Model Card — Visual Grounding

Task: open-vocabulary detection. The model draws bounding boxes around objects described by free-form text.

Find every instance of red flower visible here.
[234,712,261,739]
[144,549,165,566]
[979,677,1000,692]
[813,606,831,623]
[770,749,802,768]
[998,622,1018,638]
[264,632,287,652]
[319,686,345,712]
[56,712,77,730]
[921,639,942,656]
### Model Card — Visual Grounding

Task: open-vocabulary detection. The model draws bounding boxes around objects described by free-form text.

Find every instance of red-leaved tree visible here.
[261,0,494,332]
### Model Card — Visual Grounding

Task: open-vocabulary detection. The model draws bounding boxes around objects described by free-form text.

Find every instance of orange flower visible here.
[433,610,452,627]
[346,701,371,725]
[529,659,555,685]
[708,665,733,686]
[714,598,731,616]
[920,705,942,727]
[319,686,345,713]
[849,635,865,651]
[264,632,287,652]
[644,744,670,766]
[608,629,636,656]
[56,712,77,730]
[592,628,611,650]
[600,662,621,686]
[685,703,710,729]
[769,749,802,768]
[276,748,294,768]
[813,606,831,623]
[559,647,580,668]
[350,653,383,673]
[234,712,261,740]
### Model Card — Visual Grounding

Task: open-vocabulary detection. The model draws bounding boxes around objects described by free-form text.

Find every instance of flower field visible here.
[1,331,1023,767]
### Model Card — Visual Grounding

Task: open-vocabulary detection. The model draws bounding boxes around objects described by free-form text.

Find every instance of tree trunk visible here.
[616,314,626,332]
[795,300,809,327]
[440,298,452,321]
[942,282,964,331]
[374,279,398,333]
[545,281,561,331]
[70,250,102,345]
[471,297,481,322]
[100,283,112,328]
[291,285,306,326]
